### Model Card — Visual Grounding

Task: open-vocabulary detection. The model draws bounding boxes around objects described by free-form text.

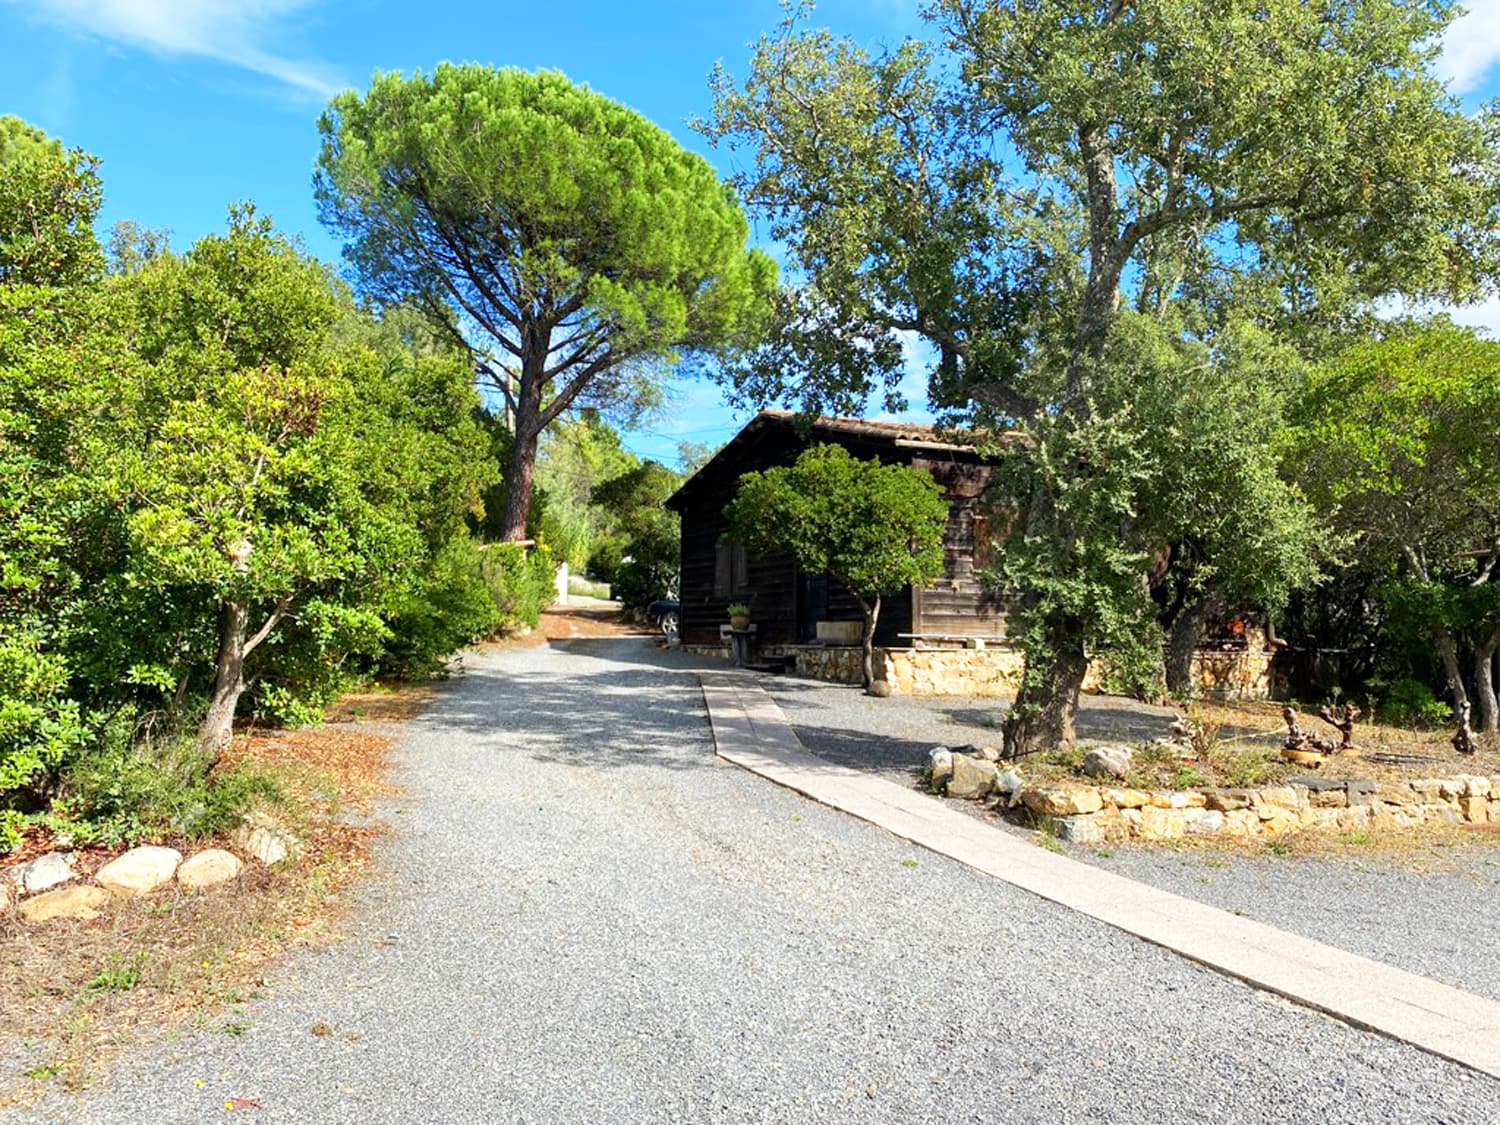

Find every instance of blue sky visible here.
[2,0,1498,466]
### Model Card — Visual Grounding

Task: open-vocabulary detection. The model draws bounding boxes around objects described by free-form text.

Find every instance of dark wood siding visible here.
[910,458,1014,637]
[670,417,1012,646]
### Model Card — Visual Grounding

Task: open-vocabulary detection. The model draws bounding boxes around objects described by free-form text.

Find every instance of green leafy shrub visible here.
[54,716,280,845]
[612,557,675,611]
[0,634,88,805]
[482,543,555,631]
[0,809,24,853]
[1378,678,1450,728]
[380,535,504,678]
[586,537,627,584]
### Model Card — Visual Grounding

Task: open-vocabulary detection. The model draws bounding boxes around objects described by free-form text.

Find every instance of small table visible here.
[720,623,757,667]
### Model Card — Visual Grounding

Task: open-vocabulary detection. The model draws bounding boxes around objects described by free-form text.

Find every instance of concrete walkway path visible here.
[20,639,1499,1123]
[700,670,1500,1080]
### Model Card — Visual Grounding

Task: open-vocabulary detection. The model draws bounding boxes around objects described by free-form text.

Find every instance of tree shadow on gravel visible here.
[422,637,723,773]
[785,723,932,781]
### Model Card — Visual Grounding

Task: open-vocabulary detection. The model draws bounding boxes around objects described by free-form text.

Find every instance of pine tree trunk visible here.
[198,600,249,759]
[498,342,549,543]
[1473,630,1499,734]
[1003,610,1089,758]
[499,423,539,542]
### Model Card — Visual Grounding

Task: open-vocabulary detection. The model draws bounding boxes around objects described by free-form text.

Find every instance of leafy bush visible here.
[586,537,627,584]
[50,715,280,845]
[1378,678,1451,728]
[612,557,676,611]
[0,809,24,853]
[380,535,503,678]
[0,633,88,806]
[482,543,556,631]
[1094,651,1167,704]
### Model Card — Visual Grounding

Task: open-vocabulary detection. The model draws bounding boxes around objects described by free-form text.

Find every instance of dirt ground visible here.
[0,687,423,1107]
[480,603,657,648]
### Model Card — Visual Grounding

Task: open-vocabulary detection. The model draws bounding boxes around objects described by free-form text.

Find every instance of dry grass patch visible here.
[0,719,400,1107]
[1026,698,1500,791]
[324,682,438,725]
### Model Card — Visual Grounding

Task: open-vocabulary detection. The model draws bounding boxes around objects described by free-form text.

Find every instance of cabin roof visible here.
[665,409,997,511]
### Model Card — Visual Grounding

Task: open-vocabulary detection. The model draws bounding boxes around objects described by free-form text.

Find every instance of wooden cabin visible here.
[664,411,1015,648]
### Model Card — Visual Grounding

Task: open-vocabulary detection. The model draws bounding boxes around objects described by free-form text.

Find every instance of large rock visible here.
[1138,806,1187,840]
[1054,815,1103,844]
[1452,804,1488,828]
[1259,787,1302,811]
[232,813,300,866]
[20,884,108,923]
[1021,786,1104,817]
[1100,787,1150,809]
[928,747,954,788]
[1184,809,1226,837]
[96,845,182,895]
[12,851,76,894]
[996,768,1026,799]
[947,755,999,800]
[1221,809,1260,838]
[1376,782,1420,807]
[1081,745,1132,780]
[1204,789,1254,812]
[1147,790,1206,809]
[177,848,243,890]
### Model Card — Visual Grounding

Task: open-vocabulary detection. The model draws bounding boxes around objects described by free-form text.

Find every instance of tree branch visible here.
[537,349,623,429]
[244,592,295,657]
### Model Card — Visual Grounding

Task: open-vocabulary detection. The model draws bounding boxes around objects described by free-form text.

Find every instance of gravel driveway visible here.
[768,675,1500,1006]
[21,639,1499,1123]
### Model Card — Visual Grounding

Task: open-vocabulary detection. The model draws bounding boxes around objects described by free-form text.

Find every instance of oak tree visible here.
[706,0,1499,754]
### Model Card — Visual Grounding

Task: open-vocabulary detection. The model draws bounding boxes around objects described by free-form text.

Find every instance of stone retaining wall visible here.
[733,642,1275,700]
[1016,774,1499,845]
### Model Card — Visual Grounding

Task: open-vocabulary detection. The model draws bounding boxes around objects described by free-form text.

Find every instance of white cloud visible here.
[7,0,342,98]
[1439,4,1500,95]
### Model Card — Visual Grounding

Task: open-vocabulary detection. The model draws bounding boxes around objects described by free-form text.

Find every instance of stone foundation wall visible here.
[688,640,1274,701]
[881,648,1026,697]
[1190,648,1274,700]
[1018,774,1499,845]
[793,644,1272,700]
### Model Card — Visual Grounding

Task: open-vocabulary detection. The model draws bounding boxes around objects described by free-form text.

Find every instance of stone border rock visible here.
[6,820,293,924]
[930,751,1498,844]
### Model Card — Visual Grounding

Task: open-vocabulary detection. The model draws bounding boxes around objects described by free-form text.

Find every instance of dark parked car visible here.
[645,598,680,635]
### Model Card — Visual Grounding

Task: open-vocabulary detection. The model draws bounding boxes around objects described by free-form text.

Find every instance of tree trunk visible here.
[499,422,539,542]
[858,595,881,691]
[1433,628,1469,721]
[497,333,552,543]
[1164,589,1221,698]
[1003,610,1089,758]
[198,600,249,758]
[1473,630,1499,734]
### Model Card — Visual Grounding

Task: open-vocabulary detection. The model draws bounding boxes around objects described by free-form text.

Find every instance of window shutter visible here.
[732,545,749,592]
[714,543,732,597]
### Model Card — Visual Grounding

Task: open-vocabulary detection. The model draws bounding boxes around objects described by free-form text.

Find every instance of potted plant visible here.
[727,602,752,631]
